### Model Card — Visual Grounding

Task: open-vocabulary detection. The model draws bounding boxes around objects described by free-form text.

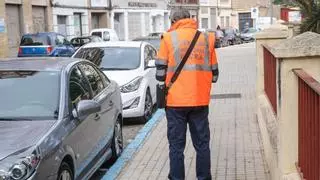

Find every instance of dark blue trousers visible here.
[166,106,211,180]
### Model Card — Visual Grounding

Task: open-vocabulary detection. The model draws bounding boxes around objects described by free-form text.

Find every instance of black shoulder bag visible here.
[157,30,201,109]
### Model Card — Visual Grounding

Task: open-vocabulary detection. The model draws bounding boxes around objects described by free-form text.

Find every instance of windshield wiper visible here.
[100,67,132,71]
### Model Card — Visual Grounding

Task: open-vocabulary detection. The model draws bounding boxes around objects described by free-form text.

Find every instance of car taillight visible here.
[47,46,53,54]
[18,47,22,54]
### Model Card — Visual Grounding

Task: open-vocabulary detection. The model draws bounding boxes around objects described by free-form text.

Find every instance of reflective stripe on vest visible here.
[169,30,212,72]
[203,32,209,65]
[171,31,180,66]
[167,64,212,72]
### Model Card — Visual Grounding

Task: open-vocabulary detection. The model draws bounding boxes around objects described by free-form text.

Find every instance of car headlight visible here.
[0,152,40,180]
[120,77,143,93]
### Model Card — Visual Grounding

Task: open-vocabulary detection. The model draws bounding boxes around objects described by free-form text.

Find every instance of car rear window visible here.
[91,32,102,38]
[0,70,60,120]
[20,34,51,46]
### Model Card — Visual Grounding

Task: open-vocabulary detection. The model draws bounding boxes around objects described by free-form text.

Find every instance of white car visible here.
[73,41,158,122]
[90,28,120,41]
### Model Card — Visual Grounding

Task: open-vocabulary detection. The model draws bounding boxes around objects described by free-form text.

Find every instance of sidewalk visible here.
[117,43,270,180]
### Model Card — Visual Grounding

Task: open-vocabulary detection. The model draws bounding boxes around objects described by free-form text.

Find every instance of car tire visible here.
[140,89,153,123]
[111,117,123,162]
[57,162,74,180]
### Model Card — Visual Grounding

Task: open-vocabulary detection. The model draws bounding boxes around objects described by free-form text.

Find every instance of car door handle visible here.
[94,114,100,121]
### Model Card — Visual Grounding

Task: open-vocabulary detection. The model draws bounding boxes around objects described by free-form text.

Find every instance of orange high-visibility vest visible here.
[156,19,218,107]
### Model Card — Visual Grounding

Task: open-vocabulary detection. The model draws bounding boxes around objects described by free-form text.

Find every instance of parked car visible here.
[73,41,158,122]
[70,36,103,50]
[18,32,75,57]
[132,36,161,50]
[0,57,123,180]
[90,28,119,41]
[222,27,242,45]
[240,28,260,42]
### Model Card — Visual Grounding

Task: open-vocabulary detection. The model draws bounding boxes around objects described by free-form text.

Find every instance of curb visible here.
[101,109,166,180]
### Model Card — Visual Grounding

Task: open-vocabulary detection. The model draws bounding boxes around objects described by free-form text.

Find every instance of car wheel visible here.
[141,89,153,123]
[111,117,123,161]
[57,162,73,180]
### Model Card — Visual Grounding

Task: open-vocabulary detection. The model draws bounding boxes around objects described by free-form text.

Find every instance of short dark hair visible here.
[170,8,191,23]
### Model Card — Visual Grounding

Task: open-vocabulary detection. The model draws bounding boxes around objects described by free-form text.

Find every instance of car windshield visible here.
[71,38,91,45]
[134,39,160,49]
[74,47,140,70]
[20,34,51,46]
[0,71,60,120]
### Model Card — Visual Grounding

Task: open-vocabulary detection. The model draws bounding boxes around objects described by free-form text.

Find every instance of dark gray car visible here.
[0,58,123,180]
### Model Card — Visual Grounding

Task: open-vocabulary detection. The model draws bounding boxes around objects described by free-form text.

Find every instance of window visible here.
[20,34,51,46]
[74,13,83,36]
[144,46,156,67]
[201,7,208,14]
[98,70,111,88]
[91,32,102,38]
[220,16,225,28]
[103,31,110,41]
[201,18,209,29]
[56,35,65,45]
[57,15,67,36]
[79,64,105,97]
[56,35,70,46]
[226,16,230,27]
[69,67,91,107]
[0,70,60,119]
[74,47,141,70]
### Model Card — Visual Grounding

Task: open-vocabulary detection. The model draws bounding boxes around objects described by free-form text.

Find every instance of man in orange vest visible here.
[156,8,219,180]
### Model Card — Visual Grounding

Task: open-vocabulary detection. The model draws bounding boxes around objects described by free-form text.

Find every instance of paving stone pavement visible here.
[117,43,271,180]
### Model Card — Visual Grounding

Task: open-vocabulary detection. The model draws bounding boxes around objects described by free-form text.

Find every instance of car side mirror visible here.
[72,100,101,121]
[147,60,156,68]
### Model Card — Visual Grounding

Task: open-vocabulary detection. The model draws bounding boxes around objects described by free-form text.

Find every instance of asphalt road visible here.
[90,118,145,179]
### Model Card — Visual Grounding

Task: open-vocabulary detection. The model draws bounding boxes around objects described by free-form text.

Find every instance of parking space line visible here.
[102,109,166,180]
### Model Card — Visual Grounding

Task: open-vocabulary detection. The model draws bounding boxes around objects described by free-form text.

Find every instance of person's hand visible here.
[213,75,218,83]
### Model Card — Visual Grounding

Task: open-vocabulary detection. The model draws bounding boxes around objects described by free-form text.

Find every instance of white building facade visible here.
[52,0,90,40]
[52,0,113,40]
[111,0,170,41]
[199,0,233,30]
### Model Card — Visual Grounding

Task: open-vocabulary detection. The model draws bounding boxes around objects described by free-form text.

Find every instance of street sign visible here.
[0,18,5,33]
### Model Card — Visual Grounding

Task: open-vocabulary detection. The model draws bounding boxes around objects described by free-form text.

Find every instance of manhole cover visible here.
[211,93,241,99]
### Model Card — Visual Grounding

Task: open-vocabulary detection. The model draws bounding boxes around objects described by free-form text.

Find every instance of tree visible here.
[273,0,320,33]
[295,0,320,33]
[273,0,297,5]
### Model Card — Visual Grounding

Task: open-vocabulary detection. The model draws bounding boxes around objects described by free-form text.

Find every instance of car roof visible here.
[71,36,95,39]
[0,58,82,71]
[22,32,59,36]
[82,41,144,48]
[91,28,114,32]
[133,36,160,40]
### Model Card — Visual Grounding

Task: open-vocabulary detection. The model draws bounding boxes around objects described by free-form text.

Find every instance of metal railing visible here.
[294,69,320,180]
[263,47,277,115]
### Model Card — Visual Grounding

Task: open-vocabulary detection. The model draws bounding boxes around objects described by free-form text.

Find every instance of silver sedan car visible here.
[0,58,123,180]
